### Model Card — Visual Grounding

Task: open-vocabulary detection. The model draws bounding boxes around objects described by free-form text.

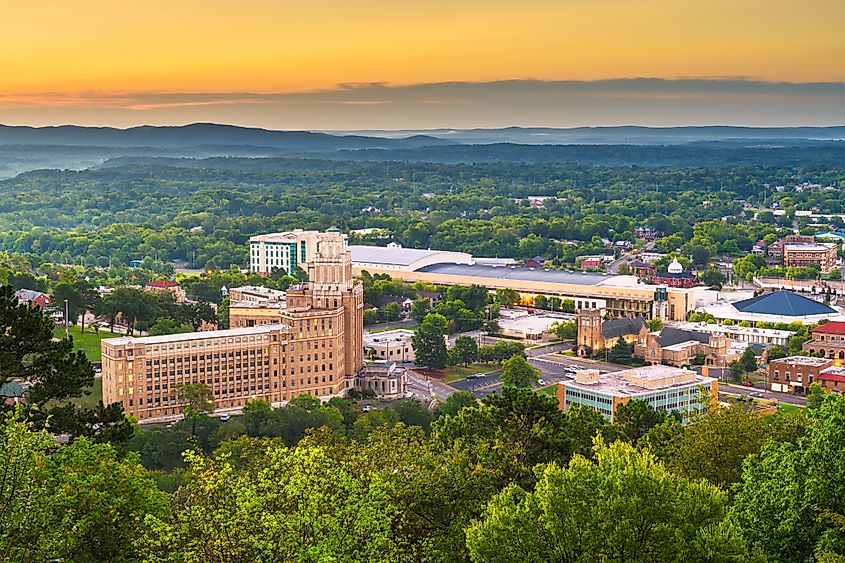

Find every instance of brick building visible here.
[768,356,833,394]
[634,325,738,368]
[802,321,845,360]
[576,309,645,356]
[102,230,364,421]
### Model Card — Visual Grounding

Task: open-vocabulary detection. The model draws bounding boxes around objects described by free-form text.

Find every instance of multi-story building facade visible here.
[102,231,364,421]
[768,356,833,394]
[783,240,838,273]
[802,321,845,360]
[248,229,324,275]
[557,365,717,423]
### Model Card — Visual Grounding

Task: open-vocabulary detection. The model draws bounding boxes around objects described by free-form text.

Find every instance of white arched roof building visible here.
[350,245,475,272]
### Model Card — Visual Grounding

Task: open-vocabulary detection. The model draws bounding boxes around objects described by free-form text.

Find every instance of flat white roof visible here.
[784,243,835,252]
[351,244,473,268]
[564,365,714,398]
[771,355,831,366]
[103,324,287,346]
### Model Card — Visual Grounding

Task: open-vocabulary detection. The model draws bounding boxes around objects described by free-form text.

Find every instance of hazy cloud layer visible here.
[1,79,843,129]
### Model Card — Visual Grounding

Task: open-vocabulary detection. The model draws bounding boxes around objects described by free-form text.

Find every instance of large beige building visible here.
[102,231,364,421]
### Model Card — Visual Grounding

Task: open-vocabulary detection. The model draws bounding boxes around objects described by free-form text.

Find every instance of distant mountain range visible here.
[0,122,843,178]
[334,125,845,145]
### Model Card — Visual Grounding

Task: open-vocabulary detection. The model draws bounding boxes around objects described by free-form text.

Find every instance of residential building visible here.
[635,325,737,368]
[364,329,415,363]
[102,230,364,421]
[802,321,845,360]
[557,365,717,423]
[15,289,51,310]
[248,229,324,275]
[576,309,646,355]
[634,227,661,241]
[627,260,655,279]
[145,280,187,303]
[0,381,26,405]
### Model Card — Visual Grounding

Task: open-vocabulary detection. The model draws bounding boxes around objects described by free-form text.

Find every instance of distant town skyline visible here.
[2,0,844,128]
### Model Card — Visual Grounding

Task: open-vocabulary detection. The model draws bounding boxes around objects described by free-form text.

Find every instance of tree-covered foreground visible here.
[4,370,845,561]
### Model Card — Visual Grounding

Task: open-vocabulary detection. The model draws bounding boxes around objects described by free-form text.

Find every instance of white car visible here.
[362,405,372,413]
[538,378,546,386]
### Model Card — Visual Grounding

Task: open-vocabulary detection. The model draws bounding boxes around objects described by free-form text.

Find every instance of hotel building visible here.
[102,231,364,421]
[248,230,323,275]
[557,365,717,423]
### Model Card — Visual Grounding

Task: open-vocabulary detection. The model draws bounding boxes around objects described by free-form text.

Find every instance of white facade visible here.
[248,230,324,275]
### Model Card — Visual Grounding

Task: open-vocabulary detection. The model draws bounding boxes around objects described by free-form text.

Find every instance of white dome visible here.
[667,258,683,274]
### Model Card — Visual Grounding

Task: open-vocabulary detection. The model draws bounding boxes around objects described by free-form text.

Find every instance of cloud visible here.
[0,79,843,129]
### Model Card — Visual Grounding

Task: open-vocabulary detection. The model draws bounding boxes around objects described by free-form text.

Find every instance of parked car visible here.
[219,414,231,422]
[362,404,372,413]
[741,380,754,387]
[538,378,546,386]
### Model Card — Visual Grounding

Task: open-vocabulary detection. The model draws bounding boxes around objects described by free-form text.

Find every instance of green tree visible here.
[648,317,664,331]
[435,391,477,418]
[409,298,430,321]
[178,383,215,436]
[607,338,634,364]
[494,288,519,308]
[550,320,577,340]
[614,399,667,444]
[451,335,479,367]
[500,355,539,388]
[53,281,84,326]
[0,414,169,562]
[148,316,193,336]
[466,440,752,563]
[141,444,405,562]
[412,313,448,371]
[668,404,770,489]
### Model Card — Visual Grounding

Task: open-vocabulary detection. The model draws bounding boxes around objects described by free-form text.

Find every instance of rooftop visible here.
[732,290,836,317]
[813,321,845,335]
[784,243,836,252]
[770,355,831,366]
[351,244,473,269]
[146,280,180,288]
[564,365,713,398]
[103,324,287,346]
[417,263,635,287]
[364,329,415,345]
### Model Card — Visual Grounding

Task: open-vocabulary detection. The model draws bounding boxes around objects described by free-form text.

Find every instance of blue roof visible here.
[733,290,836,317]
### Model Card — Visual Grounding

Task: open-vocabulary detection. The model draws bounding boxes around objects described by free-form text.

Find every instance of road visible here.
[365,318,419,333]
[719,382,807,406]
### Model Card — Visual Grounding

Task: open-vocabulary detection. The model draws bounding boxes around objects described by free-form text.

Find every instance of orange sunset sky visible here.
[2,0,844,128]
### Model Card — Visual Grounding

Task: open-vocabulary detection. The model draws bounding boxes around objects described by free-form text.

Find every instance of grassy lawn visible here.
[442,363,502,384]
[72,377,103,409]
[775,403,804,415]
[536,384,558,397]
[53,325,121,363]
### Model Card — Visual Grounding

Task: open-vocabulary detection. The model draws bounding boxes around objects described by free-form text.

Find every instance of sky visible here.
[2,0,844,129]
